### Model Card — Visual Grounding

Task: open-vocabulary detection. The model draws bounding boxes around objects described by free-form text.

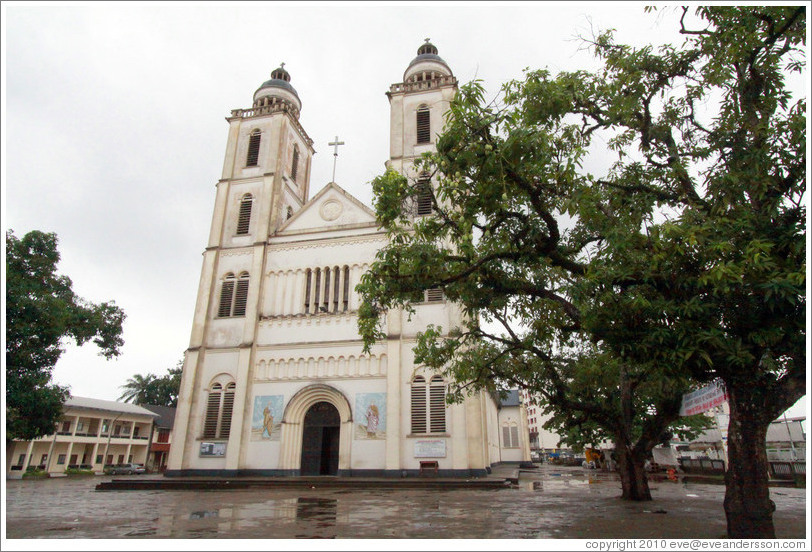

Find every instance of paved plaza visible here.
[3,465,807,540]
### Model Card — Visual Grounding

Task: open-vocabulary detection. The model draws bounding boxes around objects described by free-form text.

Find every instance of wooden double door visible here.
[300,402,340,476]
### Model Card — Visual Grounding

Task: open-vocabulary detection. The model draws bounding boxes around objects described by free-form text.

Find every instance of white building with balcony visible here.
[6,396,158,478]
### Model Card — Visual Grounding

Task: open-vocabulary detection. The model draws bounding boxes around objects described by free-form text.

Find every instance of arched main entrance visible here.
[300,402,340,475]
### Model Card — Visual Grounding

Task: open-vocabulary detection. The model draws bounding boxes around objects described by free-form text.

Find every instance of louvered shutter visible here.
[411,377,427,433]
[218,279,235,317]
[203,385,222,438]
[416,108,430,144]
[236,195,252,235]
[219,383,236,438]
[233,275,249,316]
[415,176,433,216]
[425,287,444,302]
[510,425,520,448]
[246,131,261,166]
[291,146,299,182]
[429,376,446,433]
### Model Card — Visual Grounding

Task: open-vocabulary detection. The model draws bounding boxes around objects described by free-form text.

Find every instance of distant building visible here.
[672,403,806,465]
[497,390,532,464]
[519,389,570,457]
[142,405,177,472]
[6,397,158,478]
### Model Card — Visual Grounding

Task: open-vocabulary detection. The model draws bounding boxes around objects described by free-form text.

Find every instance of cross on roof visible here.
[328,136,345,183]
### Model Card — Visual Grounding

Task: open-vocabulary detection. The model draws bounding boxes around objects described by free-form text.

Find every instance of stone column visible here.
[226,345,252,471]
[64,442,74,471]
[385,309,402,473]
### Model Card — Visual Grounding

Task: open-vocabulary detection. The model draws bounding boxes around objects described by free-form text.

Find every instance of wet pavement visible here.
[3,465,807,540]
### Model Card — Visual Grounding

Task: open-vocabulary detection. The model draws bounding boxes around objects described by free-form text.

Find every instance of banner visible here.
[679,379,728,416]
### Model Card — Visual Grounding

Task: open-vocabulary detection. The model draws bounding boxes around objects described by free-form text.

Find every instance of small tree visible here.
[6,230,126,440]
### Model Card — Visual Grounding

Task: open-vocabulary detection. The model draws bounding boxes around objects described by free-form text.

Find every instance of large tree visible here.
[6,230,126,440]
[358,6,805,538]
[119,362,182,407]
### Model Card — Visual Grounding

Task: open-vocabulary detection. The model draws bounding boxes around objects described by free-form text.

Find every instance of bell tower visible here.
[168,66,315,473]
[385,40,457,178]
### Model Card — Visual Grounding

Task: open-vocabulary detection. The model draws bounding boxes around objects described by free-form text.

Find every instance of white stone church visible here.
[166,42,530,477]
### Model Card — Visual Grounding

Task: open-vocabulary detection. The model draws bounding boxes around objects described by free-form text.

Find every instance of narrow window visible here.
[304,269,312,313]
[411,376,427,434]
[218,273,249,317]
[322,267,331,312]
[220,383,236,438]
[203,383,222,438]
[429,376,446,433]
[291,145,300,182]
[416,106,431,144]
[333,266,340,312]
[415,174,433,216]
[510,425,520,448]
[314,268,321,308]
[342,266,350,311]
[246,130,261,166]
[287,205,293,219]
[236,194,253,235]
[233,272,250,317]
[217,274,236,317]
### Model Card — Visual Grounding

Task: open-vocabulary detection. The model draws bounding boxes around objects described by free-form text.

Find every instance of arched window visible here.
[411,375,446,434]
[416,105,431,144]
[291,145,300,182]
[202,380,236,439]
[411,376,427,433]
[287,205,294,219]
[236,194,253,235]
[246,129,261,166]
[429,376,446,433]
[217,272,250,318]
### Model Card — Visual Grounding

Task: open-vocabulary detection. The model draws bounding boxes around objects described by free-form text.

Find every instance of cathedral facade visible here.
[166,42,530,477]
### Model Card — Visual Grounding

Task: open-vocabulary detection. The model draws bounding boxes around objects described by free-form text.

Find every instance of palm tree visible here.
[118,373,157,404]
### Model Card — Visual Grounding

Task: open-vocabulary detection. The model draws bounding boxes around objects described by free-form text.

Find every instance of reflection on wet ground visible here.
[4,466,807,539]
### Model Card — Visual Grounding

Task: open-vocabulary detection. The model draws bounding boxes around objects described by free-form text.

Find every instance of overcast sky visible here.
[2,1,807,419]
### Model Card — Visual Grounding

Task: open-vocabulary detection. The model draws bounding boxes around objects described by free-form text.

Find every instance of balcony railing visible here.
[388,76,458,95]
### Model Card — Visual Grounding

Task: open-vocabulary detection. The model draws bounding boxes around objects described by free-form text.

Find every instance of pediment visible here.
[278,182,378,234]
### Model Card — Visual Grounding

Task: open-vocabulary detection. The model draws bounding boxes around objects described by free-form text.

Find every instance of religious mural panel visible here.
[251,395,283,441]
[354,393,386,440]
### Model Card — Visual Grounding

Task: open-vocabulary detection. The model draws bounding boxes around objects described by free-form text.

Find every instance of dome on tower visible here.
[253,63,302,114]
[403,39,453,82]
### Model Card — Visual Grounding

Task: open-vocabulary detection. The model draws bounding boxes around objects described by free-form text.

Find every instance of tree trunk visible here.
[724,384,775,538]
[615,441,652,501]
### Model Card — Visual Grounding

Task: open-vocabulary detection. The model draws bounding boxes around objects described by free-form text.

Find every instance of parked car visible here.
[104,463,146,475]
